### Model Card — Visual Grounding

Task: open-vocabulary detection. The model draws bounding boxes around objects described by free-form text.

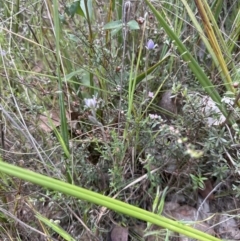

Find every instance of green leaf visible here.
[80,0,93,20]
[62,69,83,82]
[66,33,79,42]
[127,20,140,30]
[103,20,139,31]
[62,69,90,86]
[36,213,76,241]
[127,54,170,89]
[111,26,122,36]
[65,1,84,18]
[103,20,122,30]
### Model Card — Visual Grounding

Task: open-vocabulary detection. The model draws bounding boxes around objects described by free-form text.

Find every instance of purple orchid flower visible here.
[146,39,157,50]
[0,50,6,56]
[84,96,97,109]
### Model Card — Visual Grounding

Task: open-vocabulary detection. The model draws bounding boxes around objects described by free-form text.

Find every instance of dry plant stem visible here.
[0,206,50,239]
[26,200,52,238]
[84,0,94,95]
[196,182,223,220]
[194,0,234,94]
[209,214,238,231]
[224,146,240,177]
[0,48,4,154]
[8,0,14,48]
[144,12,149,95]
[96,167,161,224]
[65,203,98,240]
[26,23,56,77]
[0,45,50,166]
[119,1,131,133]
[1,27,55,55]
[105,0,113,44]
[0,104,55,174]
[0,109,3,152]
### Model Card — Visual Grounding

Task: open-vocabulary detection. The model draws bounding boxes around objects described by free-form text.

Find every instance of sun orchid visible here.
[148,91,154,98]
[84,96,97,109]
[0,50,6,56]
[146,39,157,50]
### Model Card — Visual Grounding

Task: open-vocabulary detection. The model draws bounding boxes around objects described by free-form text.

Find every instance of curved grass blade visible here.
[0,160,221,241]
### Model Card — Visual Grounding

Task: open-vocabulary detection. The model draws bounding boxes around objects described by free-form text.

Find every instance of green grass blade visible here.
[53,0,70,152]
[36,212,76,241]
[0,160,221,241]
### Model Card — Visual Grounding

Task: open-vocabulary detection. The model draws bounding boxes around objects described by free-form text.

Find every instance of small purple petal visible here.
[84,96,97,109]
[0,50,6,56]
[146,39,155,50]
[148,91,154,98]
